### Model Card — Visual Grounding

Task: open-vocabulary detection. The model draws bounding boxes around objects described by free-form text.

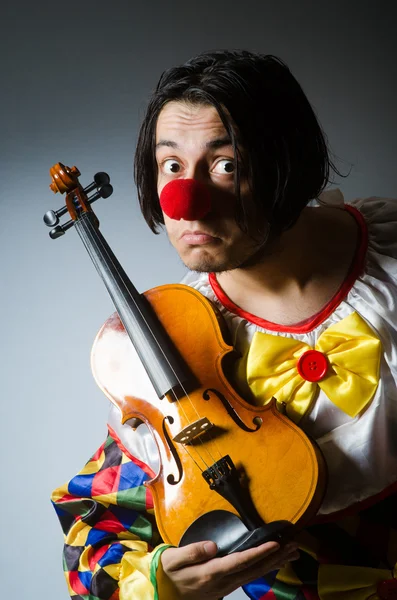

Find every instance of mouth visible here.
[180,230,220,245]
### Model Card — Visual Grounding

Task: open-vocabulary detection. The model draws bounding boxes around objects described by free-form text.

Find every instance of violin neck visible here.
[74,213,188,398]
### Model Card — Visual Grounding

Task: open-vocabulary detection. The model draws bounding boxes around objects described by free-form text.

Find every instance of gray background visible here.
[1,1,396,598]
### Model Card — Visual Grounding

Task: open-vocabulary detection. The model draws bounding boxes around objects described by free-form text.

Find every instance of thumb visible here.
[162,541,218,571]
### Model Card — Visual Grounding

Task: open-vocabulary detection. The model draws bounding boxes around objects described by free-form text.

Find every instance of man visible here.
[52,50,397,600]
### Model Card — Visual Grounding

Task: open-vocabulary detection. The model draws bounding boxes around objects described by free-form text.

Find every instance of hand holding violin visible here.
[159,540,300,599]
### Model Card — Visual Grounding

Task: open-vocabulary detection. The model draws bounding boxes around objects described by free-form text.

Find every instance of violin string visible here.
[79,217,226,484]
[80,212,226,477]
[182,444,210,471]
[78,209,224,474]
[79,209,223,473]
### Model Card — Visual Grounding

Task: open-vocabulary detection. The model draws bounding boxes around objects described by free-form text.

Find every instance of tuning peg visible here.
[94,172,110,185]
[83,172,111,195]
[49,219,74,239]
[98,183,113,198]
[43,206,68,227]
[86,183,113,204]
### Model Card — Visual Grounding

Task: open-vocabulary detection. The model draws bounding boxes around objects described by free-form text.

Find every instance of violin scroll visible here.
[44,162,113,239]
[49,162,81,194]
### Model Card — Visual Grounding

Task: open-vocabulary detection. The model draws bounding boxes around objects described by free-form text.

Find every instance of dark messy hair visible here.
[134,49,341,235]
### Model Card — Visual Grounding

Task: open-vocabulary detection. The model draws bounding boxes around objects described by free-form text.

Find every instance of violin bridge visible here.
[172,417,213,445]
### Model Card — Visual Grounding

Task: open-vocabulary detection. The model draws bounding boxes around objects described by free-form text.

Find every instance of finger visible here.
[283,542,299,553]
[207,540,281,578]
[224,548,300,591]
[256,547,300,573]
[271,550,300,570]
[162,541,218,571]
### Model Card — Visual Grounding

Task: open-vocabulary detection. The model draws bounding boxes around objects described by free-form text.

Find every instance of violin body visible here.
[91,283,327,547]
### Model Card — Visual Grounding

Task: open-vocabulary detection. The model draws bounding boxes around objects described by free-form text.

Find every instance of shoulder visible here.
[349,194,397,221]
[348,194,397,260]
[319,189,397,259]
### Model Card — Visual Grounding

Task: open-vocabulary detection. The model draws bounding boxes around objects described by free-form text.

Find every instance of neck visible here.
[215,206,359,323]
[218,210,315,295]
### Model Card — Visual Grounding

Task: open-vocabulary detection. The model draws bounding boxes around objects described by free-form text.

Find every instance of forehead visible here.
[155,101,227,141]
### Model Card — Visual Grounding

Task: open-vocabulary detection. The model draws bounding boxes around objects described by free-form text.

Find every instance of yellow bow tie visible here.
[240,312,381,422]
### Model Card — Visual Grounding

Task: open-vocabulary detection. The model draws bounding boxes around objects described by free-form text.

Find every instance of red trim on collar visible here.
[208,205,368,334]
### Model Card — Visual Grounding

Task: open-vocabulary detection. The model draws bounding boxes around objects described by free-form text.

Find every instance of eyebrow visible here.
[155,136,233,151]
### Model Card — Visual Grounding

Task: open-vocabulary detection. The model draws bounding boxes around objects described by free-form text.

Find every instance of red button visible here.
[377,579,397,600]
[297,350,328,382]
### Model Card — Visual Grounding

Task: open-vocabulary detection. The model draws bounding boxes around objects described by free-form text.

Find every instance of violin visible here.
[44,162,327,556]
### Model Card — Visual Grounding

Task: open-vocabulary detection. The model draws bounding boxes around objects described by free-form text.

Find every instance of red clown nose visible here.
[159,179,211,221]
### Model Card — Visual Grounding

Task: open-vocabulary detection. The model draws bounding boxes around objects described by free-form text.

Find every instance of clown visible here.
[52,50,397,600]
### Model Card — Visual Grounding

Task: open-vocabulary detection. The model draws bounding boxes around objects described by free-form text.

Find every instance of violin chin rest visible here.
[178,510,294,557]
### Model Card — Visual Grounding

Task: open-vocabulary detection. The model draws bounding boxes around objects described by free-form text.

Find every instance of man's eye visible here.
[212,159,235,174]
[162,159,181,174]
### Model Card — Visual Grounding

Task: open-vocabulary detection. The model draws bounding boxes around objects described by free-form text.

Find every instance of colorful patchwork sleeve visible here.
[51,429,170,600]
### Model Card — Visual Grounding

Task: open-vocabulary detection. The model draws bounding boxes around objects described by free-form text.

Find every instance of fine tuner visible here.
[43,163,113,239]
